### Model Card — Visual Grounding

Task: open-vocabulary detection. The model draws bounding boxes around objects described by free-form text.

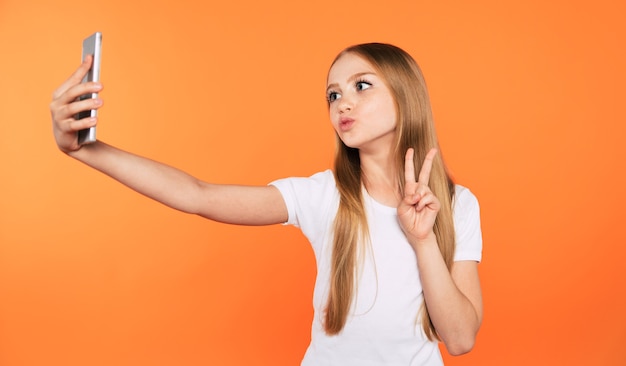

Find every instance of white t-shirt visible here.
[270,170,482,365]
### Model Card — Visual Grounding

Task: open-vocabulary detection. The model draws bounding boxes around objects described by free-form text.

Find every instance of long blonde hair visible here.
[325,43,456,341]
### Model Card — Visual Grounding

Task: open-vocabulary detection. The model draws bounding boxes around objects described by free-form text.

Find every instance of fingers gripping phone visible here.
[77,32,102,145]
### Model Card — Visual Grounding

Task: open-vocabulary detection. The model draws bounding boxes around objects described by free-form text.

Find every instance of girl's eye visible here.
[356,81,372,91]
[327,91,341,103]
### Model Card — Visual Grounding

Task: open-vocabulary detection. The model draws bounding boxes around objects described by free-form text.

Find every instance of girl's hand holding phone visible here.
[49,55,103,154]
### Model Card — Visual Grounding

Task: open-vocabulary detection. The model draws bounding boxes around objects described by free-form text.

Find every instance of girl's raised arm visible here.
[50,57,288,226]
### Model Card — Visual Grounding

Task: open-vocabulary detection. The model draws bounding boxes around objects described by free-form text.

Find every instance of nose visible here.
[338,95,353,113]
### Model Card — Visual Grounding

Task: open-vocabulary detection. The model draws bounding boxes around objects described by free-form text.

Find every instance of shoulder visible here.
[269,170,338,228]
[270,169,335,193]
[453,184,480,215]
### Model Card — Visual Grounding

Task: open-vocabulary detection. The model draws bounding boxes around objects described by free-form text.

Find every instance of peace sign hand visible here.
[397,148,441,245]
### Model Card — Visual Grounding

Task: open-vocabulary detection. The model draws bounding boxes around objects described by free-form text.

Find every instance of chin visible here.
[338,138,361,150]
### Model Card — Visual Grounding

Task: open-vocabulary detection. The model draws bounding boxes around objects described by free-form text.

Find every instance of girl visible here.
[50,43,483,365]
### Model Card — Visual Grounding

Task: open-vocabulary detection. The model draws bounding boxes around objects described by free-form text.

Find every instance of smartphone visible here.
[77,32,102,145]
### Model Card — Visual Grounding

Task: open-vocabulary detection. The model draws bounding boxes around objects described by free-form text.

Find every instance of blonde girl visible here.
[50,42,483,365]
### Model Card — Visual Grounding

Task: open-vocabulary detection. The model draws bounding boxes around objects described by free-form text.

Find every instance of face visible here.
[326,53,397,153]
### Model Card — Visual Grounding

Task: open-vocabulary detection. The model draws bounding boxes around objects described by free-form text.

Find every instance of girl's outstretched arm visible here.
[50,56,288,226]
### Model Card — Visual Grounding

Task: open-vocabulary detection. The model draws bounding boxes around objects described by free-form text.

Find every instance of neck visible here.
[359,145,401,206]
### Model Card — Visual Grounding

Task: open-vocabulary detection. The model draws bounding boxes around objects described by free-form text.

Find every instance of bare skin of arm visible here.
[50,56,288,226]
[397,148,483,355]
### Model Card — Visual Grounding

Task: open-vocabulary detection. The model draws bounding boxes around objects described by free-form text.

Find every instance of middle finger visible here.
[57,96,103,123]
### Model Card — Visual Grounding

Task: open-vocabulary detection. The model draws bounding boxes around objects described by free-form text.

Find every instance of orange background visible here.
[1,0,625,365]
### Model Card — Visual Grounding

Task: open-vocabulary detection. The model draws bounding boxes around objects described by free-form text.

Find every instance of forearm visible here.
[68,141,205,214]
[66,141,288,225]
[412,236,481,355]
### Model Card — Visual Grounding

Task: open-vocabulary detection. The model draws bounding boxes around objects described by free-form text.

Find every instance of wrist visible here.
[409,231,437,249]
[66,140,100,161]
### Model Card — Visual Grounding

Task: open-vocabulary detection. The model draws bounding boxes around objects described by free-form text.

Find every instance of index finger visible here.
[418,148,438,186]
[51,55,93,100]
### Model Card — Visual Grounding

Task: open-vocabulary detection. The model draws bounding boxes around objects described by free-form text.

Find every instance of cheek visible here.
[380,97,398,126]
[369,98,397,125]
[382,93,396,112]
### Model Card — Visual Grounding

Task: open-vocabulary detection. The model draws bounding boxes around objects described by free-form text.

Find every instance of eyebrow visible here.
[326,72,377,93]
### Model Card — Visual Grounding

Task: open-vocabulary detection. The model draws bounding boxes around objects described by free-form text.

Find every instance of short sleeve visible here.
[453,185,483,262]
[269,170,338,246]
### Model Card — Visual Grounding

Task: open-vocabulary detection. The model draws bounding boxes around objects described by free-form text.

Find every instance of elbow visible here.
[444,334,476,356]
[442,313,481,356]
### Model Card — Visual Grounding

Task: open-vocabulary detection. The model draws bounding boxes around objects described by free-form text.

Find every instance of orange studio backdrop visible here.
[1,0,625,365]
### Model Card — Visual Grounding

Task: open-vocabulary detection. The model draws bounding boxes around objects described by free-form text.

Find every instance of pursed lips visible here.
[339,116,355,132]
